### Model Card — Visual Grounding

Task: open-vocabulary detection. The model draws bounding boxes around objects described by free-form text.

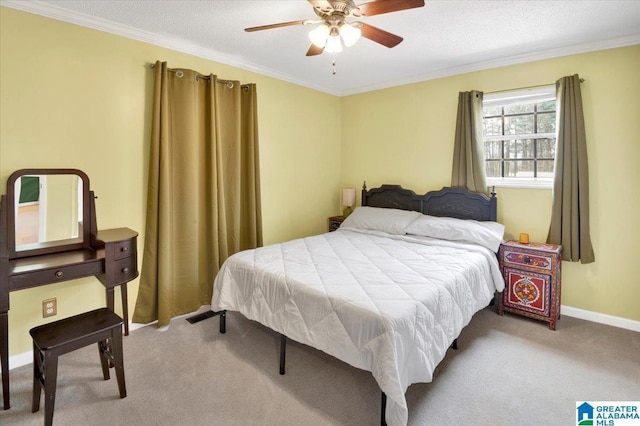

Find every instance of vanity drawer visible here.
[112,239,135,261]
[107,256,138,285]
[10,260,104,291]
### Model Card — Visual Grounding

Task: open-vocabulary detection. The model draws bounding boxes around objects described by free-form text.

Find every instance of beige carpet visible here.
[1,307,638,425]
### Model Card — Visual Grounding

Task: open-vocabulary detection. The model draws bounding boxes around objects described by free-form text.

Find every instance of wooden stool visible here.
[29,308,127,426]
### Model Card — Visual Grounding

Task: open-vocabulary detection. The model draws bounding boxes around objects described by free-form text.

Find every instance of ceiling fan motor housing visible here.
[313,0,362,22]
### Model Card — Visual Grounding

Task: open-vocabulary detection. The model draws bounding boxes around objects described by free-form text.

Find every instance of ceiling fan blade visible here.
[245,20,307,32]
[358,23,403,48]
[357,0,425,17]
[306,44,325,56]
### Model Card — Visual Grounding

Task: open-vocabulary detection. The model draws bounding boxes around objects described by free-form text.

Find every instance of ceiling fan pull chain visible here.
[332,51,337,75]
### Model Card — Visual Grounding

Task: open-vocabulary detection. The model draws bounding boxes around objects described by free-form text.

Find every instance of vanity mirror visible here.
[6,169,92,258]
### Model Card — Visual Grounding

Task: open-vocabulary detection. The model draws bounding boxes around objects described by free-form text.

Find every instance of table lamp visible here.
[343,188,356,218]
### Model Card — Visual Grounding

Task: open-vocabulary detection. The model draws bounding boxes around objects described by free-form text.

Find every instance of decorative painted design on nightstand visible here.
[504,250,552,270]
[513,277,540,305]
[505,269,549,315]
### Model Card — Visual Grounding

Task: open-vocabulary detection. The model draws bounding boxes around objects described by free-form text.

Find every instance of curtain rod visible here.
[485,78,585,95]
[149,63,250,89]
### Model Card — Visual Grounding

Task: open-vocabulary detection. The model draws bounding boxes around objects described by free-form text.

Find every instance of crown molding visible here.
[3,1,639,97]
[342,34,640,96]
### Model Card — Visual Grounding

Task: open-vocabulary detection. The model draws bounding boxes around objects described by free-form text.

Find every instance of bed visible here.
[210,184,504,426]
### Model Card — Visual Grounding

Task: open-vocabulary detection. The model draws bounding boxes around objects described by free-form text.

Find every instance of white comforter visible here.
[211,228,505,425]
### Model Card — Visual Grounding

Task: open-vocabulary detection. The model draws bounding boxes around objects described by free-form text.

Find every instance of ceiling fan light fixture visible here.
[339,23,361,47]
[324,34,343,53]
[308,24,330,48]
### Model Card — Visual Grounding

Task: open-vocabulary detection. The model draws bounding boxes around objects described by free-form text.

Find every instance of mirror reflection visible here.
[14,174,83,251]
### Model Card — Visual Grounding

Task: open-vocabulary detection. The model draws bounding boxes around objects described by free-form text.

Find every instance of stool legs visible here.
[98,340,111,380]
[32,342,42,413]
[32,345,59,426]
[96,330,126,398]
[110,329,126,398]
[43,351,58,426]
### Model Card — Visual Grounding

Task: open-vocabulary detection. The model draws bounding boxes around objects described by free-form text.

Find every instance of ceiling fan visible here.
[245,0,426,57]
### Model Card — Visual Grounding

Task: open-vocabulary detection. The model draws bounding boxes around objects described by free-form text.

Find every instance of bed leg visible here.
[279,334,287,375]
[451,338,458,350]
[381,391,387,426]
[220,310,226,334]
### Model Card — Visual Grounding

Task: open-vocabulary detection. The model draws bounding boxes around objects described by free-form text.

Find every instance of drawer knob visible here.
[121,247,129,252]
[55,271,64,278]
[524,256,532,264]
[122,267,129,274]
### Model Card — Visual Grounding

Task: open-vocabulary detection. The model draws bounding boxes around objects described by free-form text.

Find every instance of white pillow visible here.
[340,206,422,235]
[404,214,505,252]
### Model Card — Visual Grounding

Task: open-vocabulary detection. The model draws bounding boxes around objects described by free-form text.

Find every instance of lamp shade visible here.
[342,188,356,207]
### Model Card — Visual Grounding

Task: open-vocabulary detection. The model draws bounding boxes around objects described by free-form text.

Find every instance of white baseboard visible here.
[8,307,638,370]
[8,351,32,371]
[561,305,640,332]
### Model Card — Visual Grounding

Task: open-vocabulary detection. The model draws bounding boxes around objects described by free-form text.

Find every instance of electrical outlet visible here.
[42,298,57,318]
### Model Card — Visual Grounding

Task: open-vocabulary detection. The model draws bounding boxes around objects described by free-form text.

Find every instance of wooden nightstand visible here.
[498,240,562,330]
[328,216,344,232]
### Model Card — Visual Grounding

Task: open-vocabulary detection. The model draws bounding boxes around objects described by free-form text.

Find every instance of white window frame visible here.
[483,85,556,189]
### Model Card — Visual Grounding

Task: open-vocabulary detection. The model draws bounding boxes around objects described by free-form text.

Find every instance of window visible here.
[483,86,556,188]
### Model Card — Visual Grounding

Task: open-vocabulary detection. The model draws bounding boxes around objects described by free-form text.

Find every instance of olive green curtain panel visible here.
[451,90,487,193]
[547,74,594,263]
[133,61,262,326]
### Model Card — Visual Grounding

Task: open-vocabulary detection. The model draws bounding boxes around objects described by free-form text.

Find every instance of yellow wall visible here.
[342,45,640,321]
[0,7,341,356]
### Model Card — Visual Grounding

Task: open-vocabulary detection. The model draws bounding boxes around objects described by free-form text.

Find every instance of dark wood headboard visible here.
[361,184,497,222]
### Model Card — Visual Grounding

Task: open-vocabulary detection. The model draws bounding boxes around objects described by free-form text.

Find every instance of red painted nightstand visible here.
[498,240,562,330]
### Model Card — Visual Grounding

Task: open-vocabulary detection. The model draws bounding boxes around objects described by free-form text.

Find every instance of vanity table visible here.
[0,169,138,410]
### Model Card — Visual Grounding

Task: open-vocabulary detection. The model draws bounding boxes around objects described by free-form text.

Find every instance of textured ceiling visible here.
[3,0,640,96]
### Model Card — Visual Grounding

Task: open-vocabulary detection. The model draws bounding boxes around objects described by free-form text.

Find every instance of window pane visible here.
[537,138,556,159]
[522,139,534,158]
[505,160,534,178]
[537,100,555,112]
[504,115,534,135]
[486,161,501,177]
[537,112,556,133]
[483,117,502,136]
[483,106,501,116]
[504,103,533,115]
[537,160,555,178]
[484,140,502,159]
[504,140,516,159]
[504,161,517,177]
[504,139,534,159]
